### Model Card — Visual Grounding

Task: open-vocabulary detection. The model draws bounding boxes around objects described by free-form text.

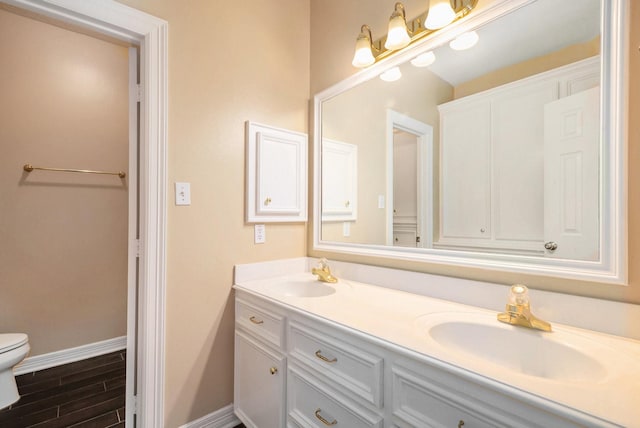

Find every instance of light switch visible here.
[254,224,266,244]
[343,221,350,237]
[378,195,385,209]
[175,182,191,205]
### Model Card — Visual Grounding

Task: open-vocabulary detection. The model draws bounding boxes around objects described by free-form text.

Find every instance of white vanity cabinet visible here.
[234,287,612,428]
[234,297,286,428]
[437,57,599,255]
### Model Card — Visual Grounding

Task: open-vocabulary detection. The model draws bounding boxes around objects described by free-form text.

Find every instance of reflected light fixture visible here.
[449,31,479,50]
[425,0,456,30]
[384,2,411,50]
[351,0,478,69]
[410,51,436,67]
[352,25,376,68]
[380,66,402,82]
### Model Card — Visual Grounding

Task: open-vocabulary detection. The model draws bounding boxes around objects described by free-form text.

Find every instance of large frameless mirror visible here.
[313,0,627,283]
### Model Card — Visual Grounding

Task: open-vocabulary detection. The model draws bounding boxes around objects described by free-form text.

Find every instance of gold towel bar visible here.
[23,164,126,178]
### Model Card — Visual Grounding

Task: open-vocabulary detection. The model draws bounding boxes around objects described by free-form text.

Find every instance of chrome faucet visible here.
[497,284,551,332]
[311,258,338,283]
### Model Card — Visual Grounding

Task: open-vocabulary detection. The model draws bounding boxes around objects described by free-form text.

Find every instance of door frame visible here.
[386,109,434,248]
[0,0,169,426]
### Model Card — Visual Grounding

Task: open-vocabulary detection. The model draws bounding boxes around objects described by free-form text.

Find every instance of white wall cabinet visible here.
[436,57,599,255]
[246,121,307,223]
[234,290,590,428]
[322,139,357,222]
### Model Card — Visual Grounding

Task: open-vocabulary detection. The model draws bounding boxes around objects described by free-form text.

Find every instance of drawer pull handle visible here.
[315,350,337,363]
[269,367,278,375]
[249,316,263,325]
[458,420,465,428]
[314,408,337,426]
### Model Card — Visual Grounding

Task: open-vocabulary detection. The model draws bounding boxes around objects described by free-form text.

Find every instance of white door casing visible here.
[386,110,434,248]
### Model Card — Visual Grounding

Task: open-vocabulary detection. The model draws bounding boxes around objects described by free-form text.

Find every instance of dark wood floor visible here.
[0,350,126,428]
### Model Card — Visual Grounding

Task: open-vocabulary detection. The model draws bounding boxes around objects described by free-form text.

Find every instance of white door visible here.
[543,86,600,260]
[126,47,139,428]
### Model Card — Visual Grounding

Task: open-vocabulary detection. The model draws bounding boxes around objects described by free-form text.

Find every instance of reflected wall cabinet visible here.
[436,57,599,256]
[246,121,307,223]
[322,139,358,222]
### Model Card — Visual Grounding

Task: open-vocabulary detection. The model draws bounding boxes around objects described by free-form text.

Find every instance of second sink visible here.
[416,312,608,383]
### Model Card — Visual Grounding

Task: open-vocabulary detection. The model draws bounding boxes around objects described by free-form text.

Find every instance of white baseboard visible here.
[13,336,127,375]
[180,404,241,428]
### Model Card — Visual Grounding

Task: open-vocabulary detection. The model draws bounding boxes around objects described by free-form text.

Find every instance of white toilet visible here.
[0,333,30,409]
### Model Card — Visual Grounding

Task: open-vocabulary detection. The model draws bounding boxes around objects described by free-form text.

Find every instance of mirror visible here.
[314,0,627,283]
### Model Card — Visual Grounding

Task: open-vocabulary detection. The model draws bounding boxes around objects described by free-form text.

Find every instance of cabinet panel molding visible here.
[246,121,307,223]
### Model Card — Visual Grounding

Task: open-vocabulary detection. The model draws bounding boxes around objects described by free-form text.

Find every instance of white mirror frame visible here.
[313,0,628,284]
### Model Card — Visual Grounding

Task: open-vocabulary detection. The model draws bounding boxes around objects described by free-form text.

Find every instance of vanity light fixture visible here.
[385,3,411,50]
[424,0,456,30]
[379,66,402,82]
[410,51,436,67]
[351,25,376,68]
[351,0,478,69]
[449,30,479,50]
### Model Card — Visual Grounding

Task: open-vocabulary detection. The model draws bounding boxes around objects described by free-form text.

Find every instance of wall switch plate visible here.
[175,182,191,206]
[343,221,350,237]
[254,224,266,244]
[378,195,385,209]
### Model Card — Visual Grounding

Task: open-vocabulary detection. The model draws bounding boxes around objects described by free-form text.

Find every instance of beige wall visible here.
[310,0,640,305]
[455,37,601,98]
[0,9,128,355]
[113,1,309,426]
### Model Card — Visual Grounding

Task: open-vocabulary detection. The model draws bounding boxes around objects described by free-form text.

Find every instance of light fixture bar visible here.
[365,0,478,66]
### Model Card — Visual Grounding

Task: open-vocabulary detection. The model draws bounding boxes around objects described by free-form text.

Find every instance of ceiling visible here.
[424,0,601,86]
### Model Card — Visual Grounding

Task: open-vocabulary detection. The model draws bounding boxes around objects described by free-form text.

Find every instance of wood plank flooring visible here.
[0,350,126,428]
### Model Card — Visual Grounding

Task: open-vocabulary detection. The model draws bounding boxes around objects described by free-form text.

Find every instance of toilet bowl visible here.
[0,333,30,410]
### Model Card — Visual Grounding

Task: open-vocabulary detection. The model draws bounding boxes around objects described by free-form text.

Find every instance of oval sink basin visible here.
[267,280,336,298]
[417,313,608,382]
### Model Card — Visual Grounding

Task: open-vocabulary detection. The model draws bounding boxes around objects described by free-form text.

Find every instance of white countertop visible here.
[234,270,640,427]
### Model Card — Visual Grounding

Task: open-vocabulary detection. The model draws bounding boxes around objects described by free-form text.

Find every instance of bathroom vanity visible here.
[233,259,640,428]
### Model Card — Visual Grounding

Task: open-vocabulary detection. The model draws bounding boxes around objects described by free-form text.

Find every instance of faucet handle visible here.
[508,284,530,306]
[317,257,330,269]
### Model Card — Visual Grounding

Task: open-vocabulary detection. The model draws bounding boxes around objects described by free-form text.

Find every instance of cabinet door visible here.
[234,330,285,428]
[439,100,491,241]
[322,139,357,222]
[246,121,307,223]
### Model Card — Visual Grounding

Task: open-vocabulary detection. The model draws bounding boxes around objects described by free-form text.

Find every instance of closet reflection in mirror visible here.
[320,0,601,261]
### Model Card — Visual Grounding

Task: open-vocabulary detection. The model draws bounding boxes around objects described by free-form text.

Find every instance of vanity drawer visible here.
[392,364,511,428]
[236,298,285,349]
[288,321,383,408]
[287,365,383,428]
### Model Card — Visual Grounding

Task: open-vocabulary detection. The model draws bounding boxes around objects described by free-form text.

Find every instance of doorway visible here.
[386,110,434,249]
[0,0,168,426]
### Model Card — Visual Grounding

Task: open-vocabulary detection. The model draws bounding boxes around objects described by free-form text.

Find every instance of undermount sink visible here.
[417,312,608,383]
[267,280,336,298]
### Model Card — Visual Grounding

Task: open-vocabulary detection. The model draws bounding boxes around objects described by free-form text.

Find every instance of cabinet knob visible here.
[458,421,465,428]
[544,241,558,251]
[480,228,486,233]
[264,197,272,206]
[269,367,278,375]
[315,408,337,426]
[345,200,350,207]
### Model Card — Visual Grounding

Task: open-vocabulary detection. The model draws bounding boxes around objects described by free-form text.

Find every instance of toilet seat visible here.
[0,334,28,354]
